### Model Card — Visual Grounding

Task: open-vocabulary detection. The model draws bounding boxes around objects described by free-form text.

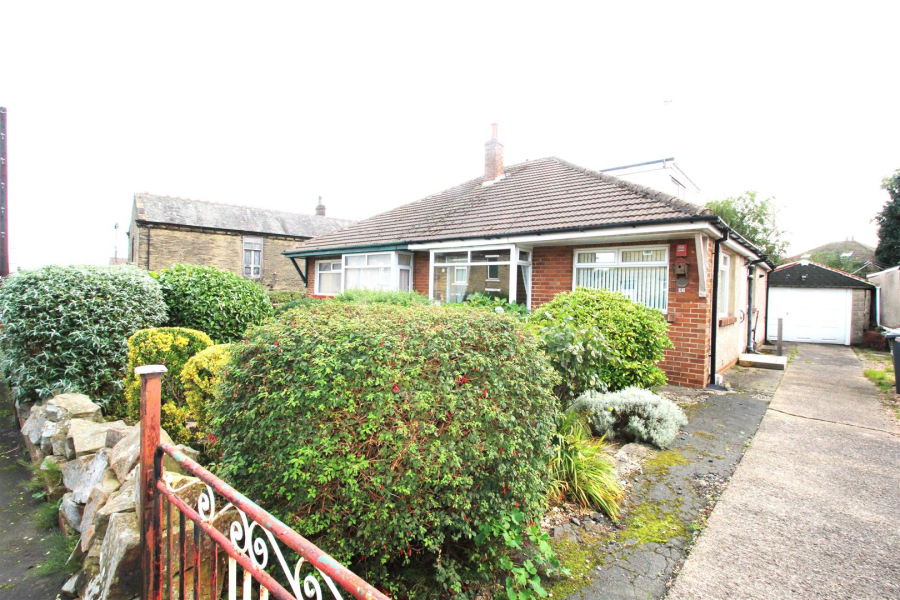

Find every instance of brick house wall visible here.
[131,224,306,291]
[412,251,430,296]
[529,239,715,388]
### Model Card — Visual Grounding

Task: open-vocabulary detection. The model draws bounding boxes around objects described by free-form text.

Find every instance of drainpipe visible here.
[709,230,729,387]
[745,258,766,354]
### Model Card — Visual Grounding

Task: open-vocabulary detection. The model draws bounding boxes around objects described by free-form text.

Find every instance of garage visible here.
[767,261,874,345]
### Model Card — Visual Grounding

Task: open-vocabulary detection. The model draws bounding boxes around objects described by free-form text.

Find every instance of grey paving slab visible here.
[668,344,900,600]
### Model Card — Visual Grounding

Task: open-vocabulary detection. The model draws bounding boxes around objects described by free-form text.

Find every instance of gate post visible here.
[138,365,167,600]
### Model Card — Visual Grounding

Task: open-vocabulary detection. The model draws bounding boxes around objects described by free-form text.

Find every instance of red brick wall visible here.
[412,251,430,296]
[531,246,575,306]
[530,240,714,388]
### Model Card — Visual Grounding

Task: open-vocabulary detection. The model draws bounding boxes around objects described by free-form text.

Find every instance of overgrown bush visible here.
[529,288,673,395]
[152,264,273,343]
[0,265,167,407]
[334,288,430,306]
[181,343,233,447]
[570,387,687,449]
[548,411,622,519]
[465,292,529,317]
[273,295,322,316]
[121,327,212,442]
[210,302,560,597]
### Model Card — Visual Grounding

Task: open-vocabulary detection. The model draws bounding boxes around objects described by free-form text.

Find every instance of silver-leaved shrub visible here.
[0,265,167,407]
[570,387,687,449]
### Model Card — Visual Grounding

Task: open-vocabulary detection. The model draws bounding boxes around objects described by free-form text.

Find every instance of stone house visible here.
[127,194,352,291]
[284,126,773,387]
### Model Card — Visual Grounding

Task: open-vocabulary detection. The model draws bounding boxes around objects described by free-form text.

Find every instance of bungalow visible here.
[283,126,773,387]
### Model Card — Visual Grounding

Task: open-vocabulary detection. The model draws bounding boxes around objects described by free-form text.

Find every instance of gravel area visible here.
[555,366,781,600]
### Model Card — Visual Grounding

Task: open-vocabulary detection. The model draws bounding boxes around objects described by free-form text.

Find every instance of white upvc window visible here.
[428,244,533,307]
[718,253,731,316]
[315,259,342,295]
[317,251,414,295]
[243,237,263,279]
[573,245,669,312]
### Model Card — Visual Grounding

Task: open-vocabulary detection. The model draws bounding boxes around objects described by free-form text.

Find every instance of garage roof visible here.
[770,261,874,289]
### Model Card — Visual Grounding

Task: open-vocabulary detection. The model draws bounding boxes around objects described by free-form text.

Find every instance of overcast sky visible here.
[2,1,898,271]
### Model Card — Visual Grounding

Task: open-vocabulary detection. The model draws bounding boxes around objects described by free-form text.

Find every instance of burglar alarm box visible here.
[675,244,688,257]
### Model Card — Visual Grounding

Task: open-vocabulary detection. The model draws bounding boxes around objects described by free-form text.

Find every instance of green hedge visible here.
[0,265,167,407]
[530,288,673,396]
[152,265,273,343]
[122,327,212,443]
[210,302,560,596]
[181,343,233,451]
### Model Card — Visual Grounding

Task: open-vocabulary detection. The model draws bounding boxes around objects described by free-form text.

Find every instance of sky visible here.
[2,1,899,271]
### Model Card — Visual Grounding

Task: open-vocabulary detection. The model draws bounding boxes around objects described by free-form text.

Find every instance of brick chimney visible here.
[484,123,504,182]
[315,196,326,216]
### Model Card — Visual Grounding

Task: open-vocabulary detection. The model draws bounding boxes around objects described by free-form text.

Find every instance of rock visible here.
[21,405,48,446]
[570,517,582,527]
[46,393,104,423]
[60,492,84,533]
[40,455,66,501]
[71,450,117,504]
[551,523,579,542]
[109,424,174,483]
[66,419,127,459]
[175,443,200,463]
[104,424,133,449]
[61,454,95,493]
[83,477,136,553]
[83,512,142,600]
[61,573,79,598]
[15,396,34,424]
[614,442,653,479]
[40,419,69,456]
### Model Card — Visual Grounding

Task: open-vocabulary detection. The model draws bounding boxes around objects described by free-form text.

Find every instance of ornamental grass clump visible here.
[210,302,560,597]
[529,288,673,396]
[570,387,688,449]
[0,265,166,407]
[122,327,213,443]
[152,264,273,343]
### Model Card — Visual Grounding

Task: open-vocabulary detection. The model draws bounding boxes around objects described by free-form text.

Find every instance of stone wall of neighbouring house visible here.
[17,392,205,600]
[851,288,872,345]
[132,224,306,291]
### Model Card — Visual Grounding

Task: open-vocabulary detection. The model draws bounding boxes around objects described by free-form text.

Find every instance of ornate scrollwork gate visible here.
[136,365,390,600]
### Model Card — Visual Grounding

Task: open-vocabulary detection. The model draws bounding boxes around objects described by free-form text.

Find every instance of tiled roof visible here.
[133,194,354,238]
[285,157,714,254]
[770,261,874,289]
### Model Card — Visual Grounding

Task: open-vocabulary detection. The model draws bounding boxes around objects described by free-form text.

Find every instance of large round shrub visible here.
[0,265,166,407]
[210,303,560,596]
[529,288,673,395]
[122,327,213,442]
[181,343,233,445]
[152,264,273,343]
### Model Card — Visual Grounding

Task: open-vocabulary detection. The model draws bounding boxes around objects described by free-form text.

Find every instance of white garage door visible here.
[767,288,851,345]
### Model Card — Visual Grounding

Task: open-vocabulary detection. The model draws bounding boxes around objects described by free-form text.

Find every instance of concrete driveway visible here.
[668,344,900,600]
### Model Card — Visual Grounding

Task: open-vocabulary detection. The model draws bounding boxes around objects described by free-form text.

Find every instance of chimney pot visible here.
[315,196,326,217]
[484,123,504,182]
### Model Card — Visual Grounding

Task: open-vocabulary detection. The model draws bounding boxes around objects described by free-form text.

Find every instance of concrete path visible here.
[668,344,900,600]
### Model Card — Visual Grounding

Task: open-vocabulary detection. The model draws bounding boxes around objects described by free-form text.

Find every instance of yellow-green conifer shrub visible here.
[121,327,213,443]
[181,343,233,444]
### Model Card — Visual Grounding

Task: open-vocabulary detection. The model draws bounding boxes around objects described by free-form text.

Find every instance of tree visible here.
[875,169,900,267]
[705,191,787,264]
[806,251,867,274]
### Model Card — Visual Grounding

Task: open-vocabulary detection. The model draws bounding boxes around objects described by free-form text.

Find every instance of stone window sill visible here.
[718,315,738,327]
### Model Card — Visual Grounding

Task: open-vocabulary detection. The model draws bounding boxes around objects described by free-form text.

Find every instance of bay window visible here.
[430,245,532,306]
[574,245,669,311]
[315,252,413,295]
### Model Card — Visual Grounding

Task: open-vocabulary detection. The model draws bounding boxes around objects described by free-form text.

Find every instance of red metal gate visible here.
[137,365,390,600]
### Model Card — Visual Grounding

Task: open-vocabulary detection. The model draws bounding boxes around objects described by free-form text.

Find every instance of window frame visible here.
[242,236,264,280]
[428,244,532,306]
[315,258,343,296]
[718,253,731,316]
[572,245,670,312]
[317,251,414,295]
